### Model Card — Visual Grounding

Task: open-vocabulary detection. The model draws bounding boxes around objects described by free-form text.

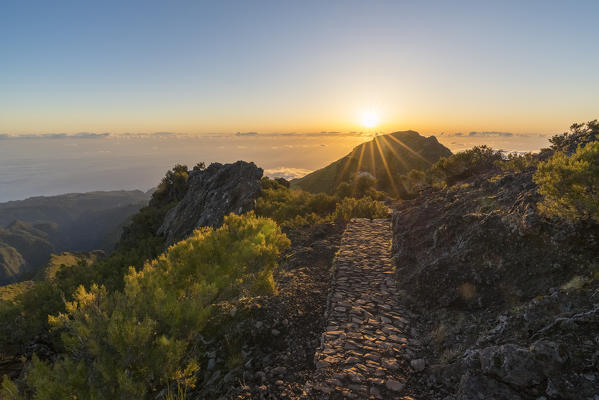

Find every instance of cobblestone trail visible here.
[304,218,414,399]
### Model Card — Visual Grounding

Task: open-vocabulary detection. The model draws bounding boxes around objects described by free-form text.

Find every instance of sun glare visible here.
[361,110,380,129]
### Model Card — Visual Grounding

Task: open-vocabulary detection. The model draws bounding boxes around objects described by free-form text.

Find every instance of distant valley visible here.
[0,190,150,284]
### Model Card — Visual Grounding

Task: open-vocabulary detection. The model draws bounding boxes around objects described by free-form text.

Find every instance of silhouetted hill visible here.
[290,131,451,195]
[0,190,150,251]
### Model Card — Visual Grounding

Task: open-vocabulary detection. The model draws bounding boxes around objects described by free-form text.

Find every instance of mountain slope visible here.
[0,190,150,284]
[290,131,451,195]
[0,190,150,252]
[0,243,26,283]
[0,221,53,283]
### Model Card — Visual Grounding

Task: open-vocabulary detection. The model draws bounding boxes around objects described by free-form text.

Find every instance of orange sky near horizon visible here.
[2,2,598,137]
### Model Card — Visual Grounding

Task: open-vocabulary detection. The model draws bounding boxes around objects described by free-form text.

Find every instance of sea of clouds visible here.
[0,131,551,202]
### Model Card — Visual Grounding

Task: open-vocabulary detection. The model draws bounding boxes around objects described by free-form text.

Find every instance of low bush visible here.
[334,175,386,200]
[548,120,599,153]
[534,142,599,223]
[26,213,289,399]
[498,152,538,173]
[255,179,337,226]
[332,197,389,221]
[256,178,388,226]
[431,145,502,186]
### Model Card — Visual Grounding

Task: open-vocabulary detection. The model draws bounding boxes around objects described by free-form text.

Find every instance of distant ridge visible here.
[0,190,150,284]
[290,130,451,195]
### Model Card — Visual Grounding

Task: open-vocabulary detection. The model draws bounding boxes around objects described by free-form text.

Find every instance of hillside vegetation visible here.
[25,213,289,399]
[0,281,33,302]
[33,252,104,282]
[256,177,388,227]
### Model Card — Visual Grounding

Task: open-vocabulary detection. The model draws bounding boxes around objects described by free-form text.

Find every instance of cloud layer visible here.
[264,167,312,180]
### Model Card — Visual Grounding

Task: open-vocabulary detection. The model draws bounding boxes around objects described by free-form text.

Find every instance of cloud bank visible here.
[439,131,549,138]
[264,167,312,180]
[0,132,110,139]
[0,131,375,140]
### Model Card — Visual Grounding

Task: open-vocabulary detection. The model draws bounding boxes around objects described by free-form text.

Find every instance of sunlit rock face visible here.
[158,161,263,245]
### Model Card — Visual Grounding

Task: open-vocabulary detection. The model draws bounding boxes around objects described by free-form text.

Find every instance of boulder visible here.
[158,161,263,244]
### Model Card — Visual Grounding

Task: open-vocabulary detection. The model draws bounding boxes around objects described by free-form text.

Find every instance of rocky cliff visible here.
[391,168,599,399]
[158,161,263,245]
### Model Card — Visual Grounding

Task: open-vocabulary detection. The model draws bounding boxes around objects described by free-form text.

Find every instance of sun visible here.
[360,110,380,129]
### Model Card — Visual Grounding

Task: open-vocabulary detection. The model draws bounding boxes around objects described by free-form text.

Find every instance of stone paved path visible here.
[303,218,413,399]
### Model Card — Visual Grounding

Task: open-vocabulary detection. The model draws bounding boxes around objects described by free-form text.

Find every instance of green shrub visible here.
[334,182,353,199]
[0,246,169,360]
[26,213,289,399]
[431,145,502,185]
[333,176,386,201]
[354,174,377,198]
[0,281,65,357]
[333,197,389,221]
[548,120,598,153]
[257,178,388,226]
[407,169,426,186]
[150,164,189,207]
[394,169,427,197]
[534,142,599,223]
[1,375,22,400]
[498,152,538,173]
[255,178,337,226]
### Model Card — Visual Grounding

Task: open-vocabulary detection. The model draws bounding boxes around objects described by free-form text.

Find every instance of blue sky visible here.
[1,0,598,134]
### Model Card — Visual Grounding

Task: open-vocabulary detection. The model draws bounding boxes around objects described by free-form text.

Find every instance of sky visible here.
[1,0,598,135]
[1,1,598,201]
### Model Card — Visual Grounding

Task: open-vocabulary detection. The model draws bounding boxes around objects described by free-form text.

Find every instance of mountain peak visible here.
[291,130,451,195]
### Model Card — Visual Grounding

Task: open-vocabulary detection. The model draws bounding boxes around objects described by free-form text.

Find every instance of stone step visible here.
[303,218,411,399]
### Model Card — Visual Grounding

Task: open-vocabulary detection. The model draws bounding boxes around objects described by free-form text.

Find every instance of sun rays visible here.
[373,136,399,195]
[336,131,429,196]
[385,133,433,166]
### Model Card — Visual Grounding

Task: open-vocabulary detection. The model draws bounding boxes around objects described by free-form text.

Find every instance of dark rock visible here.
[385,378,405,392]
[391,166,599,399]
[158,161,263,244]
[456,373,523,400]
[473,344,544,387]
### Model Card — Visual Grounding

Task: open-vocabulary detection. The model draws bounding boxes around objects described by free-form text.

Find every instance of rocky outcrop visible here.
[158,161,263,245]
[391,170,599,399]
